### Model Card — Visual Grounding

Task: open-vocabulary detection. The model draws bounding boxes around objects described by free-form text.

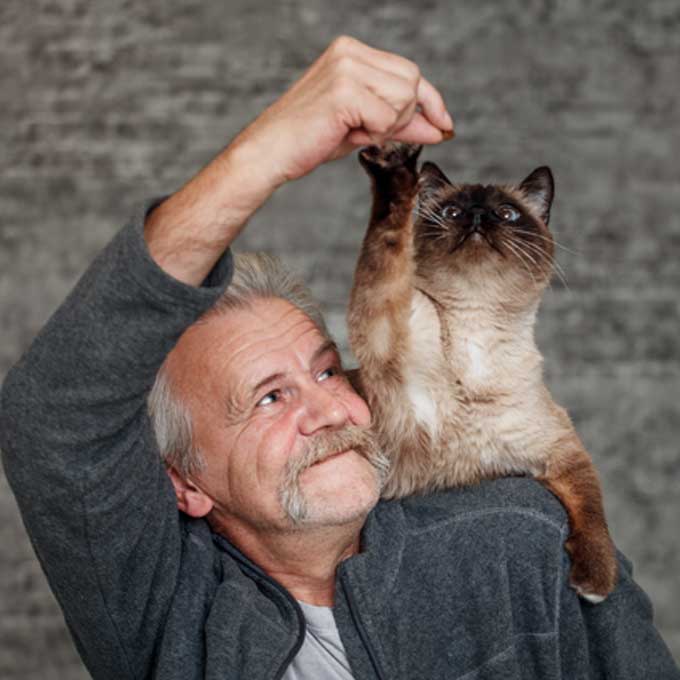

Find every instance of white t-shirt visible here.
[282,600,356,680]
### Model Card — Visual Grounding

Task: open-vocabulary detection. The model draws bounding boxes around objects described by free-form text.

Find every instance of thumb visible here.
[325,135,369,162]
[391,112,453,144]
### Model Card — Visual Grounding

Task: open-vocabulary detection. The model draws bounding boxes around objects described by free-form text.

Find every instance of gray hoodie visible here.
[1,199,678,679]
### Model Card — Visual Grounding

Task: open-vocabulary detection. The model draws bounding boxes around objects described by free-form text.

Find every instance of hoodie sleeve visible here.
[0,197,234,679]
[558,548,680,679]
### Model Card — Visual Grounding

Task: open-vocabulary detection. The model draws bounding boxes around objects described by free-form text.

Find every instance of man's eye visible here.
[257,391,280,407]
[318,367,338,382]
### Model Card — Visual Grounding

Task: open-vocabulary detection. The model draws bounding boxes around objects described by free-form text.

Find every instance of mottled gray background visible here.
[1,0,679,677]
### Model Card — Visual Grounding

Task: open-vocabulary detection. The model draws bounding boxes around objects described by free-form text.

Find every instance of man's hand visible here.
[231,35,454,186]
[145,36,453,287]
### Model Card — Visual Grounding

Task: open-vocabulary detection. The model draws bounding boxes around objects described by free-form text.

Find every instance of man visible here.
[1,35,678,679]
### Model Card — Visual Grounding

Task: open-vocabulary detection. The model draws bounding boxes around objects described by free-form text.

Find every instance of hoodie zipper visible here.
[214,533,386,679]
[270,576,307,680]
[341,574,387,680]
[212,534,306,679]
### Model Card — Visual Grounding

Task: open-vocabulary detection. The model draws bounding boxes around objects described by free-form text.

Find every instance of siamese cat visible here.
[347,142,616,602]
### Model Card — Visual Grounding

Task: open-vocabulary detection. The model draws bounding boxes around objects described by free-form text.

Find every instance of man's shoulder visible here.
[380,476,568,537]
[363,478,571,628]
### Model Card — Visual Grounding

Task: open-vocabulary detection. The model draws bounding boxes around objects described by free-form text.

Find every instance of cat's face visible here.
[413,162,556,301]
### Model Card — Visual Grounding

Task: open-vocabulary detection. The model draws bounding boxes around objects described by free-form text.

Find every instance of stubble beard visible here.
[278,425,390,528]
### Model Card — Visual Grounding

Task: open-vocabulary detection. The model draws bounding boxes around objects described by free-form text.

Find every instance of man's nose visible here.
[298,382,349,435]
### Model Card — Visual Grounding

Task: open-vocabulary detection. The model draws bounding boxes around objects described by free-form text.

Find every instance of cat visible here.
[346,142,617,602]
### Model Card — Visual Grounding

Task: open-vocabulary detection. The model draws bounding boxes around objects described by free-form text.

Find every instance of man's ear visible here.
[166,466,214,518]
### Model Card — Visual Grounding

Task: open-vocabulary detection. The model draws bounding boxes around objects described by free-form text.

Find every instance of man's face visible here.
[165,297,384,534]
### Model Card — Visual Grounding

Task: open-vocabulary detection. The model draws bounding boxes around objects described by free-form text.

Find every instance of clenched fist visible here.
[230,35,454,186]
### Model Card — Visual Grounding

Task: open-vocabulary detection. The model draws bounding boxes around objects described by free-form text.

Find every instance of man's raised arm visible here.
[0,36,452,679]
[143,34,453,286]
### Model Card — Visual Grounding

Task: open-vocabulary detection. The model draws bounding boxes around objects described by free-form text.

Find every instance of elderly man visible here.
[1,36,678,680]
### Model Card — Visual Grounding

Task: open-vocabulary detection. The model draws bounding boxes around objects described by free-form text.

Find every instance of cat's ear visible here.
[418,161,453,202]
[519,166,554,225]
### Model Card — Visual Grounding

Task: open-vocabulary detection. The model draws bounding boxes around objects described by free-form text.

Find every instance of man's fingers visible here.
[389,98,418,138]
[354,59,417,118]
[345,129,380,146]
[344,112,449,147]
[416,77,454,132]
[335,62,451,147]
[339,86,400,143]
[329,36,422,86]
[391,112,451,144]
[333,37,453,133]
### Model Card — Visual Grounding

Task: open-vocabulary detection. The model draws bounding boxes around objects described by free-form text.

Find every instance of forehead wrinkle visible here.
[217,307,327,416]
[175,300,321,424]
[203,300,312,371]
[220,312,320,379]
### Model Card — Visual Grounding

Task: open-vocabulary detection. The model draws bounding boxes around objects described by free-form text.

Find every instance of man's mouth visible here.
[310,449,351,466]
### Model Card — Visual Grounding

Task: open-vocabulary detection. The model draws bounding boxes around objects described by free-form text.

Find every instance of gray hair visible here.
[148,251,328,479]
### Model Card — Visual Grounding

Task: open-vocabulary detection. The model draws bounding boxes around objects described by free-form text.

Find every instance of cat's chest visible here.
[405,293,537,439]
[407,293,501,395]
[406,293,489,427]
[450,333,497,389]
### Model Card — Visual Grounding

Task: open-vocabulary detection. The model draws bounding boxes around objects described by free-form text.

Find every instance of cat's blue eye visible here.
[496,205,520,221]
[441,204,462,220]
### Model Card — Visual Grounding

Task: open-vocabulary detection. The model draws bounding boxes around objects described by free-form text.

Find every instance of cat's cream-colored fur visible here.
[348,142,616,601]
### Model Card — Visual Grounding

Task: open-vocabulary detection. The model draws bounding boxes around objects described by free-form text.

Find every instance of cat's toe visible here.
[574,587,606,605]
[569,572,611,603]
[358,142,422,173]
[567,539,618,604]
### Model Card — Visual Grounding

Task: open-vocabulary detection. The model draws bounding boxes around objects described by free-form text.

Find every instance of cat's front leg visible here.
[539,445,618,602]
[349,143,448,498]
[348,142,422,381]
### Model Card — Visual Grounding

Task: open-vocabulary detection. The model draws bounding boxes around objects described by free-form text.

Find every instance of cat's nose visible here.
[468,206,486,229]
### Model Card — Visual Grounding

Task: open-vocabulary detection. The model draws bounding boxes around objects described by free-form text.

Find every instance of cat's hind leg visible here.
[539,445,618,602]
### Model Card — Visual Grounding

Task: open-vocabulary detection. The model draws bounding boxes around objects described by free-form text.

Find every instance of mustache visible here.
[278,425,390,525]
[285,425,389,478]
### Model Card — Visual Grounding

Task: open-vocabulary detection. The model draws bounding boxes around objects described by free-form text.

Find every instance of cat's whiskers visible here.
[499,236,538,287]
[505,234,570,293]
[515,237,570,290]
[419,230,450,243]
[416,221,450,237]
[416,210,451,238]
[417,189,450,208]
[509,238,557,292]
[506,232,553,265]
[511,228,580,257]
[506,237,541,270]
[415,203,450,230]
[416,217,449,234]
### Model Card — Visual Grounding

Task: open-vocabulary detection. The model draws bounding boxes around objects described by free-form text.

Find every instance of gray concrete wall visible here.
[1,0,678,676]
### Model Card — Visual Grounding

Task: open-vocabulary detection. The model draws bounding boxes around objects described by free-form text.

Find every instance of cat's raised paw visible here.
[358,142,422,174]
